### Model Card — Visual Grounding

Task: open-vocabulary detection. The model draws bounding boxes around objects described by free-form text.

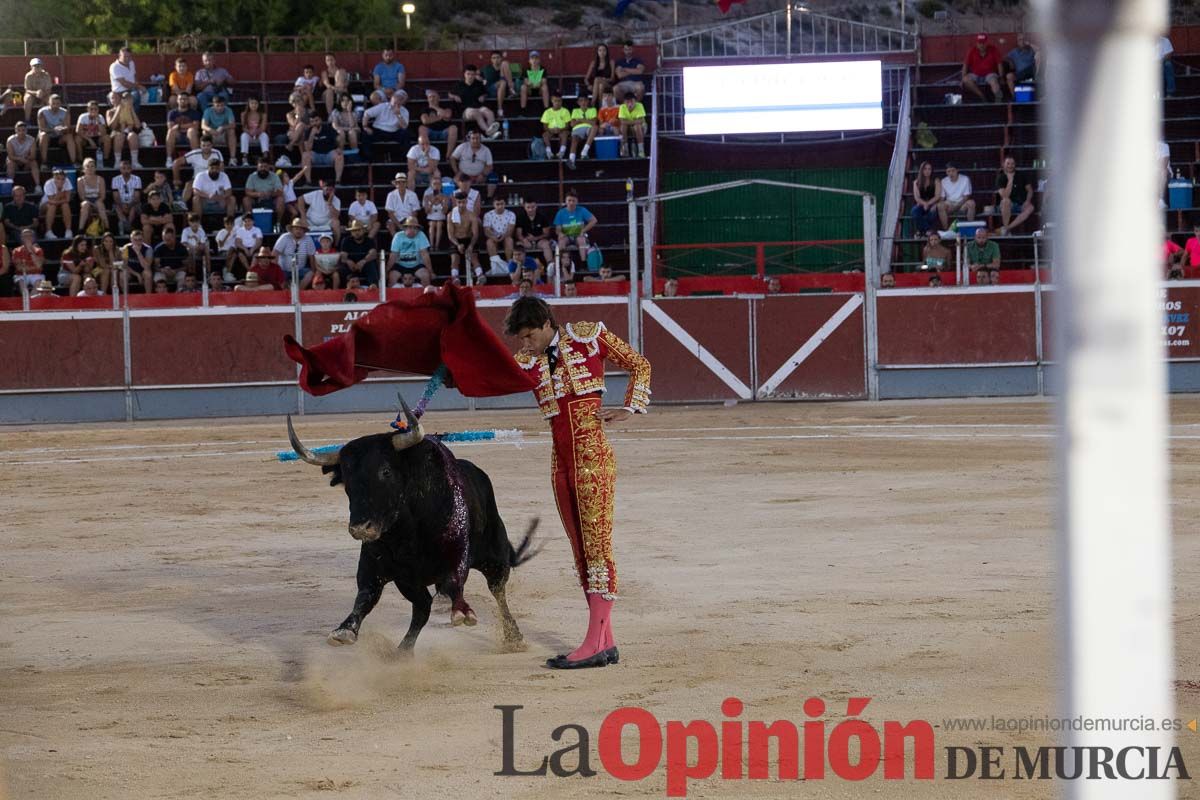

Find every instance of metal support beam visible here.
[627,199,640,350]
[861,194,879,401]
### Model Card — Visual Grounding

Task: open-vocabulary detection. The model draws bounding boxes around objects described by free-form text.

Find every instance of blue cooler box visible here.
[252,208,274,234]
[0,178,12,199]
[1168,178,1194,210]
[1014,83,1036,103]
[594,136,620,160]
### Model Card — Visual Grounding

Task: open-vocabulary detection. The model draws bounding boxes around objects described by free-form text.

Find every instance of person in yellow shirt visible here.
[618,94,646,158]
[567,94,598,169]
[539,91,572,160]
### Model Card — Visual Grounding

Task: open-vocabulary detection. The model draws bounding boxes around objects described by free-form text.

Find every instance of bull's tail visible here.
[509,518,543,567]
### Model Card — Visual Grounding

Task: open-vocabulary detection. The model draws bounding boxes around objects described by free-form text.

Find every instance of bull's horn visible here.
[287,415,341,466]
[391,395,425,452]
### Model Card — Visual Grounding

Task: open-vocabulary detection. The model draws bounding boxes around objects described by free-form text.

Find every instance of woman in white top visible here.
[422,184,449,250]
[76,158,108,235]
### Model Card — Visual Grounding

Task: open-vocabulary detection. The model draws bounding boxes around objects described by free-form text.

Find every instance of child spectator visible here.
[519,51,551,111]
[294,64,319,112]
[240,97,269,165]
[214,216,237,280]
[75,101,112,168]
[482,196,517,270]
[597,90,620,136]
[309,233,341,289]
[286,92,312,151]
[422,180,449,250]
[540,92,571,160]
[168,58,196,108]
[618,94,647,157]
[141,189,172,244]
[181,214,210,277]
[568,93,598,168]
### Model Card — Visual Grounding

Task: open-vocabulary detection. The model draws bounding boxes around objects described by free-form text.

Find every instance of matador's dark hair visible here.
[504,296,557,335]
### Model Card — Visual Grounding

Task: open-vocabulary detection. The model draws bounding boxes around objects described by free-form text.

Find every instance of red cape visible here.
[284,284,535,397]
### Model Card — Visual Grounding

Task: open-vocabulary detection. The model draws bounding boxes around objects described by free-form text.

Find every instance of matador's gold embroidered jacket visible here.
[514,321,652,419]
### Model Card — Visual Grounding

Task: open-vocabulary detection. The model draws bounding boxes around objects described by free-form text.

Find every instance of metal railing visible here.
[659,7,916,62]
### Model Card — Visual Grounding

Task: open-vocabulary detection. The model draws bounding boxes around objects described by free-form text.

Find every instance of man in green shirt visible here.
[966,227,1000,285]
[618,94,647,158]
[567,94,598,169]
[540,92,572,160]
[242,156,284,219]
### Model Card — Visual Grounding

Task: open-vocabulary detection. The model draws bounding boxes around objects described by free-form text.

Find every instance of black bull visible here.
[287,404,539,651]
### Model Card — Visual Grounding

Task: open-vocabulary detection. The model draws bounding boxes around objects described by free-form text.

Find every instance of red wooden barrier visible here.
[877,289,1037,365]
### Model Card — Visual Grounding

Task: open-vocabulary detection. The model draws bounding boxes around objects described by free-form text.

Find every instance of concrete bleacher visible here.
[0,52,653,293]
[894,38,1200,279]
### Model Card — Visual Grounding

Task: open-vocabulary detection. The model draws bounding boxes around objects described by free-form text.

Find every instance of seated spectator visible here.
[190,158,236,219]
[94,232,120,294]
[77,276,103,297]
[37,94,77,166]
[346,187,379,241]
[483,196,517,272]
[76,158,107,236]
[297,179,341,240]
[320,53,349,115]
[11,227,44,292]
[277,162,310,223]
[509,244,546,284]
[285,93,312,150]
[422,180,449,250]
[121,228,154,292]
[614,41,648,101]
[141,189,173,243]
[178,274,200,293]
[75,100,112,168]
[372,48,406,98]
[1165,238,1184,279]
[173,134,222,190]
[596,90,619,137]
[58,235,93,295]
[519,51,550,111]
[106,94,144,170]
[308,233,342,289]
[880,272,896,289]
[586,44,615,106]
[480,51,513,117]
[154,225,192,289]
[294,64,319,112]
[994,156,1035,235]
[3,187,38,247]
[922,231,953,271]
[242,156,284,220]
[1182,222,1200,269]
[585,264,621,283]
[568,93,598,167]
[240,97,269,166]
[234,270,273,292]
[387,215,434,287]
[33,278,57,298]
[910,161,941,236]
[22,58,53,123]
[454,174,482,216]
[445,194,480,282]
[1004,34,1040,97]
[516,199,554,264]
[765,276,783,294]
[168,58,196,108]
[181,214,210,277]
[966,226,1000,283]
[304,111,345,183]
[553,191,596,255]
[108,46,144,108]
[331,94,360,152]
[249,246,287,289]
[406,131,441,189]
[385,172,421,237]
[510,277,535,298]
[207,271,229,293]
[273,217,316,283]
[661,277,680,298]
[214,215,236,276]
[451,130,496,201]
[228,213,263,277]
[1159,36,1176,97]
[361,90,410,160]
[41,167,73,240]
[420,90,459,154]
[339,220,379,287]
[202,95,238,165]
[540,92,571,161]
[451,65,500,138]
[962,33,1003,103]
[938,163,976,229]
[194,52,233,110]
[619,94,647,158]
[929,273,943,287]
[147,169,177,210]
[5,122,42,190]
[110,160,142,235]
[561,280,577,297]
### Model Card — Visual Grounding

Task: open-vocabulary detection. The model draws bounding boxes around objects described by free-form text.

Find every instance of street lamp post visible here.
[401,2,415,29]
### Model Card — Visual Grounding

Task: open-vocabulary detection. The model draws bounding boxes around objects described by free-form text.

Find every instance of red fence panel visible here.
[642,297,753,403]
[878,289,1038,365]
[0,314,123,389]
[755,294,865,399]
[128,310,295,386]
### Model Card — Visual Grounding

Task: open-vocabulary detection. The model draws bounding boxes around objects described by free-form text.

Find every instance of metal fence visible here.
[659,7,916,62]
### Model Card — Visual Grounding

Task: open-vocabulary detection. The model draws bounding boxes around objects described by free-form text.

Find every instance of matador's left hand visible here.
[596,407,634,423]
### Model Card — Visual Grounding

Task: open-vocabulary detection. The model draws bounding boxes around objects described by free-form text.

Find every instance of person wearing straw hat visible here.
[505,297,652,669]
[386,216,432,288]
[233,270,273,292]
[339,219,379,288]
[272,216,316,285]
[33,278,56,297]
[250,245,286,289]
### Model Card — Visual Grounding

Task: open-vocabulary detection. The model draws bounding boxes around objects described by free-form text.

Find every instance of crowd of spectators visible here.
[0,42,654,297]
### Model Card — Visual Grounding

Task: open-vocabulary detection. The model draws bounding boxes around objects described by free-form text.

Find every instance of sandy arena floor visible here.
[1,399,1199,799]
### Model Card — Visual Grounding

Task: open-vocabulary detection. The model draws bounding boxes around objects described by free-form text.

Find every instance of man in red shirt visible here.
[1164,239,1184,279]
[1182,223,1200,273]
[962,33,1004,102]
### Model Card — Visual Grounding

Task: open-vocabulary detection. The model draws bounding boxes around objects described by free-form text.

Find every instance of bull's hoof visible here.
[451,609,479,627]
[327,628,358,646]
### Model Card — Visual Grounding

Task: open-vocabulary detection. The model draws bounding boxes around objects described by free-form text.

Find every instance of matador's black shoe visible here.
[546,646,620,669]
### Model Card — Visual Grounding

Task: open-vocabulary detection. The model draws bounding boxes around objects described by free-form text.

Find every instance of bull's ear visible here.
[322,464,343,487]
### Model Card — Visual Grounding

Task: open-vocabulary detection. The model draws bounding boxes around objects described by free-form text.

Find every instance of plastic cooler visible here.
[957,221,987,238]
[1014,83,1036,103]
[252,209,274,234]
[0,178,11,199]
[594,136,620,160]
[1168,178,1194,211]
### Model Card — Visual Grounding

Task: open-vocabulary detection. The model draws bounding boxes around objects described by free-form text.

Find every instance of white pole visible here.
[861,194,879,401]
[627,199,640,350]
[1034,1,1175,797]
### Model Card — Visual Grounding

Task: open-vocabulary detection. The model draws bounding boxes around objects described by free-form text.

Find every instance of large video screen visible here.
[683,61,883,135]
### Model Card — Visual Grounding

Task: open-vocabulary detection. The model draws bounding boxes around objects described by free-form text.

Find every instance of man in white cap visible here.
[384,172,421,237]
[23,58,54,123]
